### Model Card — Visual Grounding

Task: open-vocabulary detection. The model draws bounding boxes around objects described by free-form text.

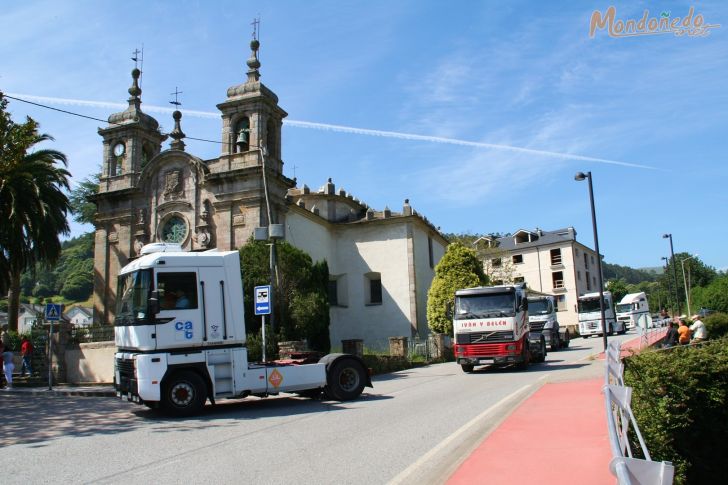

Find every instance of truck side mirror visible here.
[149,290,160,316]
[520,298,528,311]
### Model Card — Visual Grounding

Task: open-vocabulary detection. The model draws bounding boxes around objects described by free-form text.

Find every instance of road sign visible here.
[254,285,271,315]
[45,303,62,321]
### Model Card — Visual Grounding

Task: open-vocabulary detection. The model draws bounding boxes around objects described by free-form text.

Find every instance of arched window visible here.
[266,118,276,159]
[234,117,250,153]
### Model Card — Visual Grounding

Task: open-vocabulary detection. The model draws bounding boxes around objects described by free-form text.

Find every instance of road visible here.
[0,332,635,484]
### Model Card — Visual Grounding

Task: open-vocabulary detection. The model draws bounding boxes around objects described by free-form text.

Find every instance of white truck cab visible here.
[577,291,624,337]
[615,292,650,329]
[114,244,371,416]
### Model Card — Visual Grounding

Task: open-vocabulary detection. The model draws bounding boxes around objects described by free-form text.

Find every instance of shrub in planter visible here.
[703,312,728,339]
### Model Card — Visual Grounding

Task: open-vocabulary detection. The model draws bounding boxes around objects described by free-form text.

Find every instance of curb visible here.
[3,386,116,398]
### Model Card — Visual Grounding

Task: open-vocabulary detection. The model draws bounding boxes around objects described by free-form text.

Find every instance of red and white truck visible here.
[114,243,371,416]
[453,283,545,373]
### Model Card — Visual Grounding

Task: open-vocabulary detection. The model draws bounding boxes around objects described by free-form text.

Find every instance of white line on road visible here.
[387,383,533,485]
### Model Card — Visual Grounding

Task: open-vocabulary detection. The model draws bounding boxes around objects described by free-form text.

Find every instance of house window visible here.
[552,271,564,289]
[550,248,562,265]
[514,276,525,283]
[584,253,589,269]
[513,254,524,264]
[328,274,348,307]
[428,237,434,269]
[157,272,198,310]
[592,275,597,288]
[591,255,595,265]
[586,271,592,291]
[577,270,581,281]
[365,272,382,305]
[556,295,567,312]
[491,258,502,267]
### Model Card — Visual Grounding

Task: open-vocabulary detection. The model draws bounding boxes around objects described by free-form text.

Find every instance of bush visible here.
[703,312,728,339]
[245,325,278,362]
[624,339,728,484]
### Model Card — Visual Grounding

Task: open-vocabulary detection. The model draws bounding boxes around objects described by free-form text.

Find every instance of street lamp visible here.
[575,171,608,352]
[661,256,676,316]
[662,234,681,315]
[681,254,697,317]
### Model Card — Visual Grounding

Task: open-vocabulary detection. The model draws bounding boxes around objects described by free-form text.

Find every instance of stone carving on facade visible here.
[196,228,211,249]
[163,169,183,200]
[134,237,145,255]
[195,202,213,249]
[232,205,246,226]
[107,231,119,243]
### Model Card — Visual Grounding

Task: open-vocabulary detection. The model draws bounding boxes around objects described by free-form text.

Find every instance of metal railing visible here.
[604,340,674,484]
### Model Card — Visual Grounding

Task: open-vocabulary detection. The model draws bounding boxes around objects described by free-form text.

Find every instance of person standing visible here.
[689,315,707,343]
[20,336,34,376]
[2,345,14,389]
[677,319,691,345]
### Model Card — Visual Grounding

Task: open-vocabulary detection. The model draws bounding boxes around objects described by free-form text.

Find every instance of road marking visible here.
[388,383,532,485]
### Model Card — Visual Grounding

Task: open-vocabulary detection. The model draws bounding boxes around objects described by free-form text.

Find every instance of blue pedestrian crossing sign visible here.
[45,303,62,321]
[254,285,271,315]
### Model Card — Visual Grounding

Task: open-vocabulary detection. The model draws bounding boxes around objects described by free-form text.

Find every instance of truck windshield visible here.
[616,303,632,313]
[115,269,152,326]
[455,292,515,319]
[578,297,607,314]
[527,299,551,315]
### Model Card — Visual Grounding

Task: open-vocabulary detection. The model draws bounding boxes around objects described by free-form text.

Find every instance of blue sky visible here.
[2,1,726,271]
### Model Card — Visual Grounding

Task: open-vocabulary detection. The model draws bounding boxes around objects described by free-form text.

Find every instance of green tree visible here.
[0,94,71,331]
[691,275,728,314]
[239,240,330,353]
[427,242,488,335]
[69,171,100,224]
[606,278,629,303]
[661,253,716,315]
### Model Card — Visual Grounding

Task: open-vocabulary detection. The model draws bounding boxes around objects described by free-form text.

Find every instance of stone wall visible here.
[65,341,115,384]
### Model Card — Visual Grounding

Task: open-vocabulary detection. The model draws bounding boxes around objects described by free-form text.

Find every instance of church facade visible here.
[92,38,447,349]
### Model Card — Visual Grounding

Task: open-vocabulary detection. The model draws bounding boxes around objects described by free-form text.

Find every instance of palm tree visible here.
[1,96,71,331]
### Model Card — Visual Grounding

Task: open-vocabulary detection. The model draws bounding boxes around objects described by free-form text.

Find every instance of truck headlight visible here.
[543,320,555,329]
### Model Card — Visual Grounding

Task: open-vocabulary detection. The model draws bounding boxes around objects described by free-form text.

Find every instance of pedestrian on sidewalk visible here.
[677,318,691,346]
[664,321,679,348]
[2,344,14,389]
[20,336,34,376]
[689,315,707,343]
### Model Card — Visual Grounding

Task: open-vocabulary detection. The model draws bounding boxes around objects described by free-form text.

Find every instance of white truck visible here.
[577,291,624,337]
[114,243,371,416]
[453,283,546,373]
[527,295,570,351]
[615,292,650,330]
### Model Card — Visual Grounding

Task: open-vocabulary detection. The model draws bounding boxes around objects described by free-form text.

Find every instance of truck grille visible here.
[116,358,137,395]
[457,331,514,344]
[530,322,545,332]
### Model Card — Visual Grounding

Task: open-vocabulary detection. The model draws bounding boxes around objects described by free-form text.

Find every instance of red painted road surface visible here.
[447,378,613,485]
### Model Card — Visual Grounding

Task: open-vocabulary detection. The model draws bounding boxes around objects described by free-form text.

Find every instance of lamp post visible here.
[681,254,697,317]
[575,171,608,352]
[661,256,675,316]
[662,234,681,315]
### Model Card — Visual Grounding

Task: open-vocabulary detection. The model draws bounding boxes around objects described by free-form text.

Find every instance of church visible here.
[92,36,448,349]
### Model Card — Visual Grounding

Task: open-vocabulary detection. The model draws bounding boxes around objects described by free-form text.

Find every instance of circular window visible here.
[161,215,188,244]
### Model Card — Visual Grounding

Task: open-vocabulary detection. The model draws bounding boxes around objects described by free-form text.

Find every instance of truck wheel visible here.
[461,364,475,373]
[539,338,547,363]
[551,333,560,352]
[325,359,366,401]
[161,371,207,417]
[517,342,531,370]
[561,331,570,348]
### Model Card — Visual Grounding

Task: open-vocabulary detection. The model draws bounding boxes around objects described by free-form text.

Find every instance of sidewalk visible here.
[1,383,115,397]
[447,332,664,485]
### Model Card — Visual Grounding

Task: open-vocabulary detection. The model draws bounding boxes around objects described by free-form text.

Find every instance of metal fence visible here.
[68,325,115,344]
[604,340,674,484]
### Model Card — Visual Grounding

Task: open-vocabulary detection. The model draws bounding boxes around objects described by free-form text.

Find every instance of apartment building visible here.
[475,227,600,330]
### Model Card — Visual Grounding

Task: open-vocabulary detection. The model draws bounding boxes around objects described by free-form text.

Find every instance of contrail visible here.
[7,93,656,169]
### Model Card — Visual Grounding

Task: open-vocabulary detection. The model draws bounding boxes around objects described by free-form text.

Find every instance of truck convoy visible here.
[114,243,371,416]
[615,292,650,330]
[453,283,546,373]
[577,291,624,337]
[527,295,570,351]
